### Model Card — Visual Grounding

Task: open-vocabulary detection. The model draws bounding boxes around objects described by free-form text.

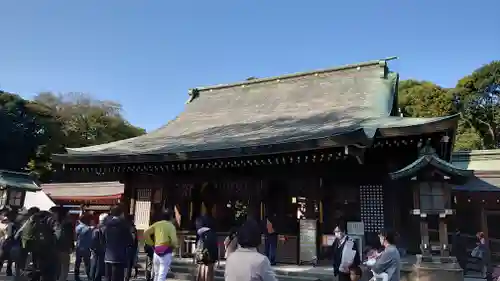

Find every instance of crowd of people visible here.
[0,205,139,281]
[0,203,449,281]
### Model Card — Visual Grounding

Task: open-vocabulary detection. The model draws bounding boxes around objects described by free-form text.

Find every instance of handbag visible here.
[471,246,484,259]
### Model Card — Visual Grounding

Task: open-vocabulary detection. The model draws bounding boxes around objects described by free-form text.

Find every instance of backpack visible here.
[194,230,216,264]
[22,212,56,249]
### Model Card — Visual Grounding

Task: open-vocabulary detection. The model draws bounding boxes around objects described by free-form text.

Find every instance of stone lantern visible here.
[389,139,473,281]
[0,170,42,209]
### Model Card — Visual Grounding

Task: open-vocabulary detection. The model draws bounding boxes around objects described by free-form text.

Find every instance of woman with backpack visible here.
[194,216,218,281]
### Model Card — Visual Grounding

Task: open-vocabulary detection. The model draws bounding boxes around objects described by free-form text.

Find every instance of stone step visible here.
[170,259,333,279]
[169,263,324,281]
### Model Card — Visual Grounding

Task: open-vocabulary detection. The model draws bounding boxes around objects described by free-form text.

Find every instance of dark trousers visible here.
[75,248,91,280]
[0,249,14,275]
[337,272,350,281]
[456,254,467,274]
[105,262,125,281]
[145,254,153,281]
[31,250,57,281]
[265,234,278,265]
[14,247,28,281]
[125,250,137,281]
[90,254,104,281]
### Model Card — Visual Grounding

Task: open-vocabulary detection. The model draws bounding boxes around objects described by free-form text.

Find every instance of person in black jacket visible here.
[452,228,467,274]
[102,206,133,281]
[194,216,218,281]
[323,225,361,281]
[90,213,108,281]
[125,215,139,281]
[264,214,278,266]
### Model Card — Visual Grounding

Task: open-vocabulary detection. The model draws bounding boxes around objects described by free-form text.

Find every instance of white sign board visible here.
[347,221,365,235]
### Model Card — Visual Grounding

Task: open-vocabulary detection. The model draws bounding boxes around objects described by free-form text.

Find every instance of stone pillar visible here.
[439,212,450,256]
[417,212,431,255]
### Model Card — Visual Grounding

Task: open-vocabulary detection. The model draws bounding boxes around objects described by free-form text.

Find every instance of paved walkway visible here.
[0,272,184,281]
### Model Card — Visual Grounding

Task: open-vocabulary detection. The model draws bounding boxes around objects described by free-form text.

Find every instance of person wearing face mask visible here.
[323,225,360,281]
[371,229,401,281]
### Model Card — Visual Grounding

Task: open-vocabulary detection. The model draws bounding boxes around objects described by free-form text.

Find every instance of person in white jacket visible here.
[224,219,277,281]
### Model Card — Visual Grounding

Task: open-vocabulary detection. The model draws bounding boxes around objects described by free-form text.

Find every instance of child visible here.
[364,248,389,281]
[349,266,363,281]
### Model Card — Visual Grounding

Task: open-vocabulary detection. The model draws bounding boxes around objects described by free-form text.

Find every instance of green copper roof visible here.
[53,57,460,165]
[389,142,473,181]
[0,170,41,192]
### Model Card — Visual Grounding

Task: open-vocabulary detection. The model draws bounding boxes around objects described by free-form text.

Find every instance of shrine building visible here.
[53,57,475,264]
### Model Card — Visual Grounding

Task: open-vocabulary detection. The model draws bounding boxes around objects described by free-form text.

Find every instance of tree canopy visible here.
[0,91,145,181]
[397,60,500,151]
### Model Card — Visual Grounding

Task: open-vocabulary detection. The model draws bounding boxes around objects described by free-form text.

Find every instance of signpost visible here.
[299,219,317,265]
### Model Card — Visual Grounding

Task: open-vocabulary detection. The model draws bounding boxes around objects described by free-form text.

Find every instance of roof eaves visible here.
[389,154,474,181]
[0,170,41,192]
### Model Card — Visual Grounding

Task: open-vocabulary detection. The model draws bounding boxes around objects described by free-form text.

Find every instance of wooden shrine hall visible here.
[53,57,473,266]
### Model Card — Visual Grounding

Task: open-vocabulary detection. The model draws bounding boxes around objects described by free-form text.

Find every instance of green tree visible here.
[0,91,63,178]
[34,92,145,149]
[454,61,500,149]
[398,80,457,117]
[0,91,145,181]
[454,119,483,151]
[397,79,482,151]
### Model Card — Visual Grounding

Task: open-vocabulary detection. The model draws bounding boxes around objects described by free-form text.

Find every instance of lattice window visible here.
[135,189,151,230]
[8,190,23,207]
[359,185,384,233]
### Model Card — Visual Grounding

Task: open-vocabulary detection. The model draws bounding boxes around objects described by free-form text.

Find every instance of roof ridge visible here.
[192,56,398,93]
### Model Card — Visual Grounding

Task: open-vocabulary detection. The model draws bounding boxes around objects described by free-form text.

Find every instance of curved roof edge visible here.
[389,154,474,182]
[53,114,459,165]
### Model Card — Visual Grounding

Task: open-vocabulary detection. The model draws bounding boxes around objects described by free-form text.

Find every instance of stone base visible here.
[402,255,463,281]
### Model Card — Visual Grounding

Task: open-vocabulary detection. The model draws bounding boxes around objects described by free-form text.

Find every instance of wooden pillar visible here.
[123,175,133,214]
[243,179,259,221]
[127,178,136,215]
[259,180,266,221]
[480,206,488,239]
[319,178,324,224]
[305,178,318,219]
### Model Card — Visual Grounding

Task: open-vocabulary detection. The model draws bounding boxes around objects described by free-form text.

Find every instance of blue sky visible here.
[0,1,498,132]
